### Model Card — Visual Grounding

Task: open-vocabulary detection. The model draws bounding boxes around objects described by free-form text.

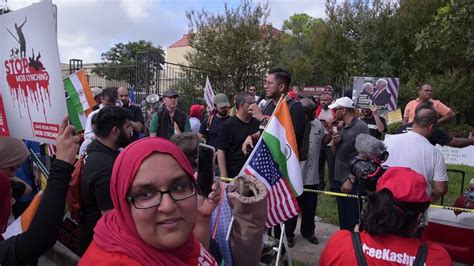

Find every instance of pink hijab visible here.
[92,137,197,265]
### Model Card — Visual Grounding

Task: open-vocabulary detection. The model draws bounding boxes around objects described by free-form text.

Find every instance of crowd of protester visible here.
[1,68,473,265]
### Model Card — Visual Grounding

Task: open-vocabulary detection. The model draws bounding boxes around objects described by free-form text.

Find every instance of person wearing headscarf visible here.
[0,117,81,265]
[80,137,219,265]
[0,137,30,236]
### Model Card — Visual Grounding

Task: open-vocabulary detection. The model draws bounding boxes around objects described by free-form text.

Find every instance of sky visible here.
[2,0,327,63]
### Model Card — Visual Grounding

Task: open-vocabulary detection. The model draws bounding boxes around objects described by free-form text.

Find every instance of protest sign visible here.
[352,77,400,113]
[435,145,474,167]
[0,1,66,144]
[386,109,403,125]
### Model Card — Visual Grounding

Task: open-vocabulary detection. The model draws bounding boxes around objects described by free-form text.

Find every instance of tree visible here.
[272,14,323,86]
[185,0,275,96]
[93,40,165,83]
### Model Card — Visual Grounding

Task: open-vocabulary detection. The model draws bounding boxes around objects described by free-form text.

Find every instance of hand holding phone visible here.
[197,143,216,198]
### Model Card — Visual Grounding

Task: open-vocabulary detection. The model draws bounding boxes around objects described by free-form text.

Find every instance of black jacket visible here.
[0,160,74,265]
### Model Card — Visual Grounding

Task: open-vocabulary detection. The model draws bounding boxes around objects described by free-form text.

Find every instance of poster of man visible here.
[0,1,66,144]
[352,76,400,113]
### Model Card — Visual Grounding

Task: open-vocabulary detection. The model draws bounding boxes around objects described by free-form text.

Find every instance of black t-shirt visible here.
[396,123,452,146]
[79,139,119,255]
[360,115,387,140]
[125,105,145,142]
[199,115,230,149]
[217,116,259,178]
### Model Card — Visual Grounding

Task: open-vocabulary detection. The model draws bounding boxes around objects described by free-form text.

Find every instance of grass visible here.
[316,164,474,226]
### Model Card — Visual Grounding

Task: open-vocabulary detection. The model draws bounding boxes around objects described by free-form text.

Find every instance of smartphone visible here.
[197,143,216,198]
[333,126,338,133]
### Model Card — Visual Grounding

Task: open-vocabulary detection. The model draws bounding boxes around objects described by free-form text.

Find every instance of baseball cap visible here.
[189,104,205,118]
[214,93,230,108]
[91,87,103,97]
[328,97,355,109]
[163,89,179,98]
[376,167,430,203]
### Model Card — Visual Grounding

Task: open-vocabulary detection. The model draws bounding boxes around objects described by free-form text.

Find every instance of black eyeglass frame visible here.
[127,181,196,209]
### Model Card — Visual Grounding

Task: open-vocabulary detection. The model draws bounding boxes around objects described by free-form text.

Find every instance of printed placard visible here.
[0,1,66,144]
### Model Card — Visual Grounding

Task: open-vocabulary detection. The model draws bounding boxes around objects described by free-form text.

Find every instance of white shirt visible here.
[79,107,101,156]
[189,117,201,134]
[318,109,335,125]
[384,131,449,195]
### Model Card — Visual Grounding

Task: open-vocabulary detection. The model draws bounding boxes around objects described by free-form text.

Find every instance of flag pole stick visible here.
[274,223,292,266]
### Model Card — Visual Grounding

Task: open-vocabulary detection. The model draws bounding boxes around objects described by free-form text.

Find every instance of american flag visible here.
[386,77,400,111]
[243,140,299,228]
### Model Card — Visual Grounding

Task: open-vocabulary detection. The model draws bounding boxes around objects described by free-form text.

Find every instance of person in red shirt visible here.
[320,167,452,266]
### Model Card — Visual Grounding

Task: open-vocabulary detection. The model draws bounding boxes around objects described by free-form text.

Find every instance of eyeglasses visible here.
[127,181,196,209]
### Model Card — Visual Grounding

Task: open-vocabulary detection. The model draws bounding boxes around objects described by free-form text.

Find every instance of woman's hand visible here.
[197,180,222,218]
[55,116,81,165]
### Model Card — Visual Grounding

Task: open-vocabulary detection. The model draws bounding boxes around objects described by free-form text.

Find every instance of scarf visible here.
[92,137,198,265]
[0,137,29,169]
[0,173,11,236]
[0,137,29,237]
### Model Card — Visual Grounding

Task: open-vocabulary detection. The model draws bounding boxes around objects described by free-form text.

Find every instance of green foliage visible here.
[272,14,323,86]
[93,40,165,82]
[273,0,473,123]
[387,121,402,134]
[185,0,275,96]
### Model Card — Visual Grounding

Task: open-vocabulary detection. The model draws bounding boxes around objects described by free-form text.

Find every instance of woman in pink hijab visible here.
[80,137,219,265]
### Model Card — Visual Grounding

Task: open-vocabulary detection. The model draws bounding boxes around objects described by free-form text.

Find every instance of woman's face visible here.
[129,153,197,250]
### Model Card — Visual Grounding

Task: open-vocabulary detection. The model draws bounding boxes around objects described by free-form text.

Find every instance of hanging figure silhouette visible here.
[14,16,27,58]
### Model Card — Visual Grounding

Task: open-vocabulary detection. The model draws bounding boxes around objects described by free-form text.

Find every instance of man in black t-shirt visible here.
[217,91,259,178]
[118,87,144,142]
[79,106,133,255]
[360,105,387,140]
[248,68,306,157]
[396,101,474,148]
[198,93,231,148]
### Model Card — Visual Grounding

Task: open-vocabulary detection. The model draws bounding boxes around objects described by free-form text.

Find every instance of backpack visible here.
[66,154,85,222]
[262,98,310,161]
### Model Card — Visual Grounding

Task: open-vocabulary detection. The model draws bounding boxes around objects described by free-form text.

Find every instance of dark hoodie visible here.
[78,139,119,255]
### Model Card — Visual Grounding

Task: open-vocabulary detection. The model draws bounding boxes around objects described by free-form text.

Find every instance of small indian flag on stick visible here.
[64,69,95,131]
[2,192,42,239]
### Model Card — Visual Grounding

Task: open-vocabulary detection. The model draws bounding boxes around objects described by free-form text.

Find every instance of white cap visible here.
[91,87,103,97]
[329,97,355,109]
[470,178,474,185]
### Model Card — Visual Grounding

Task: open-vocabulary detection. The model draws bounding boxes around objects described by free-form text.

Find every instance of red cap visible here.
[189,104,204,118]
[376,167,430,203]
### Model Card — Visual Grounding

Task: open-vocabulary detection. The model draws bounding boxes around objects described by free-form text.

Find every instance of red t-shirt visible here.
[320,230,452,266]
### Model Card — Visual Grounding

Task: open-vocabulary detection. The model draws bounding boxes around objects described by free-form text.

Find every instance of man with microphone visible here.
[330,97,369,230]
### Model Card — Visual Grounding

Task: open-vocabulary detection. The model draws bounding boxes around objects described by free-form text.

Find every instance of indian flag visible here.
[240,99,303,227]
[2,192,42,239]
[64,69,95,131]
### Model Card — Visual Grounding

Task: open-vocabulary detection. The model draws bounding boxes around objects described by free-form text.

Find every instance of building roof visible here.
[168,26,281,49]
[169,34,190,48]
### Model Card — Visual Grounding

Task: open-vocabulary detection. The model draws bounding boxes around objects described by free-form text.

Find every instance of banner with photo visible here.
[352,77,400,113]
[0,1,66,144]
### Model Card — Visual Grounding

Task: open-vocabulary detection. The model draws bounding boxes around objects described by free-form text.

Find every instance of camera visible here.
[350,156,387,192]
[351,134,389,192]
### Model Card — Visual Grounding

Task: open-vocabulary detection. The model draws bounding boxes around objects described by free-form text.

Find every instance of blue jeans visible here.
[333,180,362,230]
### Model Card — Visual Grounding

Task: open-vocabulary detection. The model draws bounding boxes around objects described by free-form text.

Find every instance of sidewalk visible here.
[286,220,338,265]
